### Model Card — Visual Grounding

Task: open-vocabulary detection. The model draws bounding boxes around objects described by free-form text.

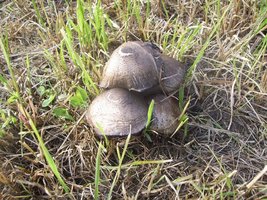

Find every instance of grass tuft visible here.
[0,35,69,193]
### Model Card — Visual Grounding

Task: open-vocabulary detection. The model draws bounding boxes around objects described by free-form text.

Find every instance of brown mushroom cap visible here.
[159,55,187,94]
[86,88,148,136]
[139,42,162,58]
[100,41,160,93]
[128,54,188,95]
[149,94,180,135]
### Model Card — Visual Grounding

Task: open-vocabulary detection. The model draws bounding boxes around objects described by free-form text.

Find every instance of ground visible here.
[0,0,267,199]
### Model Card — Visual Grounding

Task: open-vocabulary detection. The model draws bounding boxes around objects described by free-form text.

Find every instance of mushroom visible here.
[100,41,188,95]
[87,41,188,137]
[139,41,162,58]
[149,94,180,135]
[159,54,187,94]
[86,88,148,136]
[100,41,161,93]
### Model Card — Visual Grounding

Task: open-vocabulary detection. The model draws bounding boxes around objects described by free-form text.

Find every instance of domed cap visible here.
[159,55,187,94]
[86,88,148,136]
[100,41,160,93]
[139,41,162,58]
[149,94,180,135]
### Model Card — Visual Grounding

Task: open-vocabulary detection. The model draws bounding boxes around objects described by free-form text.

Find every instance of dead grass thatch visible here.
[0,0,267,199]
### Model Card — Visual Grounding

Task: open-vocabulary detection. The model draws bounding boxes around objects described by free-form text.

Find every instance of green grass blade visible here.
[187,3,232,78]
[94,141,103,200]
[1,35,69,193]
[18,104,70,193]
[61,29,99,95]
[31,0,45,27]
[0,35,20,96]
[145,99,155,130]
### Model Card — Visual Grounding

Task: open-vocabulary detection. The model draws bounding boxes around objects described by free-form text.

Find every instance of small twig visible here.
[188,122,241,138]
[228,78,236,130]
[0,45,58,60]
[246,165,267,189]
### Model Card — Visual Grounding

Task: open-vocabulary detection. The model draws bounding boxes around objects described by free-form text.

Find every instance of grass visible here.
[0,33,69,193]
[1,0,267,199]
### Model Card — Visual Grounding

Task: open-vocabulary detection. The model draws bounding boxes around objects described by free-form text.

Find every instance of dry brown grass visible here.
[0,0,267,199]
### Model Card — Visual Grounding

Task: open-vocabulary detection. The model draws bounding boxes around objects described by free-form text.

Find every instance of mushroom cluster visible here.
[86,41,187,137]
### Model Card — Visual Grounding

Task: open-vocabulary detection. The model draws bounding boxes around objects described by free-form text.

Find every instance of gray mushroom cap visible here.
[149,94,180,135]
[86,88,148,136]
[132,54,188,95]
[159,55,187,94]
[100,41,160,93]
